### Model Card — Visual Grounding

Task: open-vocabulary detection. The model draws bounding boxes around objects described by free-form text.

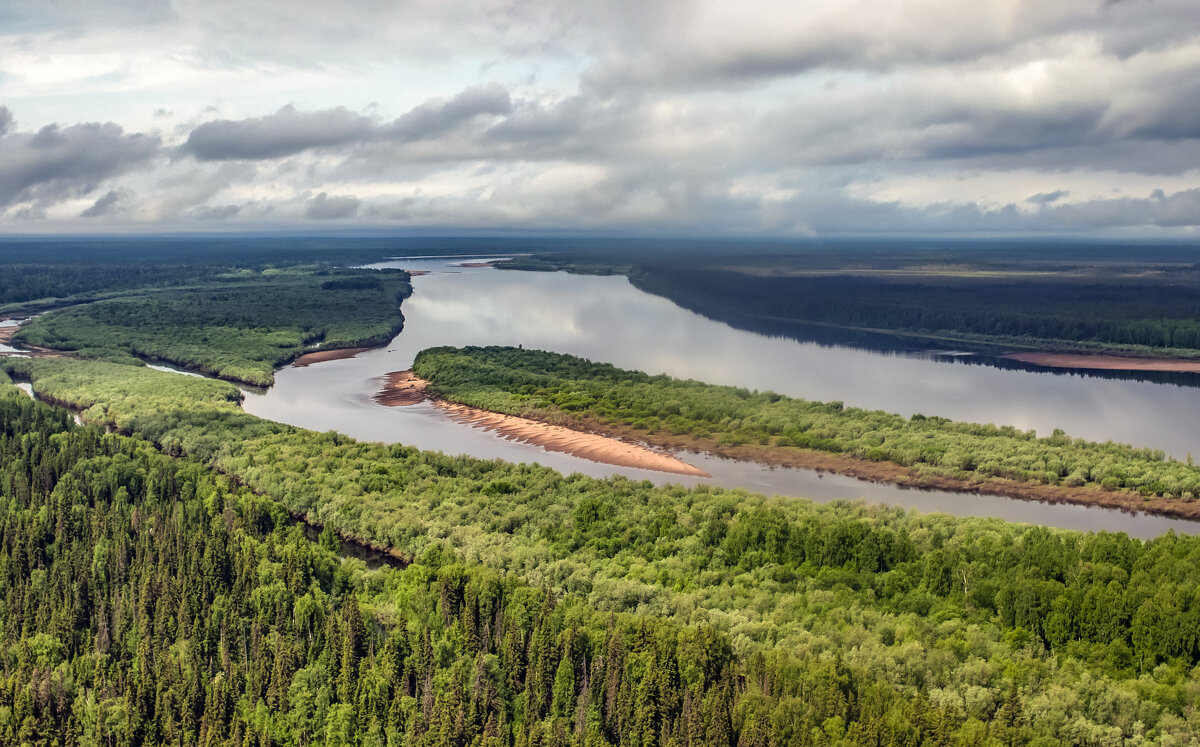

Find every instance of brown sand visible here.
[1004,352,1200,374]
[375,371,710,477]
[0,326,16,343]
[375,370,431,405]
[406,270,431,276]
[293,347,371,367]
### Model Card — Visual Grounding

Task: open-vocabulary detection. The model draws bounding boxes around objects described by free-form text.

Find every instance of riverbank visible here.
[616,425,1200,521]
[1003,351,1200,374]
[375,370,711,477]
[489,398,1200,520]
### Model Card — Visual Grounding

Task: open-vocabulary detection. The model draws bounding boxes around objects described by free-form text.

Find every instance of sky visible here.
[1,0,1199,236]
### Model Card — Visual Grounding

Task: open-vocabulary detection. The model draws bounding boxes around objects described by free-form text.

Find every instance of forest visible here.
[497,244,1200,358]
[412,346,1200,501]
[4,360,1200,743]
[10,268,411,386]
[0,237,404,312]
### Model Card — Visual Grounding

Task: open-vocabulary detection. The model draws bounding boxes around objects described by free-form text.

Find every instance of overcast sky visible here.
[2,0,1199,236]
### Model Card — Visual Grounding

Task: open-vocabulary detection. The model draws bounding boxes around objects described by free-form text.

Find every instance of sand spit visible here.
[375,371,711,477]
[1004,352,1200,374]
[293,347,371,367]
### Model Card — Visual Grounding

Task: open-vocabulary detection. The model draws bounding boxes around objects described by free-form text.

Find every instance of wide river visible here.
[243,257,1200,539]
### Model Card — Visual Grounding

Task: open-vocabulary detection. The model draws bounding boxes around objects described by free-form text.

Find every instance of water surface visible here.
[241,258,1200,539]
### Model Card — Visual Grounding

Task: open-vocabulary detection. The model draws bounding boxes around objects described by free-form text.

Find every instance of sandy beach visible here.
[293,347,371,367]
[375,371,711,477]
[1004,352,1200,374]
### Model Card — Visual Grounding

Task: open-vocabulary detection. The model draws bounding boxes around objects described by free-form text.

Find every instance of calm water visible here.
[239,258,1200,538]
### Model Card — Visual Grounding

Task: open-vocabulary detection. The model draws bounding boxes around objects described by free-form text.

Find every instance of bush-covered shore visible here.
[12,267,411,386]
[412,346,1200,503]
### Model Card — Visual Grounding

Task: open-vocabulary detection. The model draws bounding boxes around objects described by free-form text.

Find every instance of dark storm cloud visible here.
[183,105,375,161]
[304,192,360,220]
[0,120,161,208]
[80,190,124,218]
[0,107,12,137]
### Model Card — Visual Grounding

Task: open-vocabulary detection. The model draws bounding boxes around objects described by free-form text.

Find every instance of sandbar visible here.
[375,371,710,477]
[293,347,371,367]
[1004,352,1200,374]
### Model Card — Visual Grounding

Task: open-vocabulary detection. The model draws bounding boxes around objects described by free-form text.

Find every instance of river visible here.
[240,256,1200,539]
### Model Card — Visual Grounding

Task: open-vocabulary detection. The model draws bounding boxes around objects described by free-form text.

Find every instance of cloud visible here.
[80,189,125,218]
[1027,190,1069,205]
[4,1,1200,235]
[0,119,161,208]
[388,83,513,141]
[0,0,175,33]
[304,192,360,219]
[179,85,514,164]
[583,0,1200,92]
[183,105,375,161]
[193,204,242,220]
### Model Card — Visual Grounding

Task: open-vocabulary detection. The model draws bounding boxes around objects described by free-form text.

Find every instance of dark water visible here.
[239,258,1200,539]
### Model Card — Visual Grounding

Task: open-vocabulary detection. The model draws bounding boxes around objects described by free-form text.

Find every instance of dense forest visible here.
[4,361,1200,742]
[498,245,1200,358]
[0,237,406,311]
[10,268,410,386]
[413,346,1200,501]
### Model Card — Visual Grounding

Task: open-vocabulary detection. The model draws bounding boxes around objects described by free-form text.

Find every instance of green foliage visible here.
[13,268,411,386]
[414,346,1200,499]
[6,360,1200,743]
